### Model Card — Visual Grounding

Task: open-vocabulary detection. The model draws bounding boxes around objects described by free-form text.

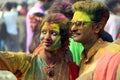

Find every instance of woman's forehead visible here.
[41,22,60,30]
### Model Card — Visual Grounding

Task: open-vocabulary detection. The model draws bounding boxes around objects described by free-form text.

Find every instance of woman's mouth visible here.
[44,41,52,47]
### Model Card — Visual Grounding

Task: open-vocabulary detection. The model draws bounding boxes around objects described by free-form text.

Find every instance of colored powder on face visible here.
[40,22,61,51]
[72,11,91,22]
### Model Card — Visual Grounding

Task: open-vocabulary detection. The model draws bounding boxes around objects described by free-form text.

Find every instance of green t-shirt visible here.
[69,38,84,65]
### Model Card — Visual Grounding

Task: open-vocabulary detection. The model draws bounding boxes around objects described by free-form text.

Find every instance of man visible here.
[3,2,21,52]
[68,1,120,80]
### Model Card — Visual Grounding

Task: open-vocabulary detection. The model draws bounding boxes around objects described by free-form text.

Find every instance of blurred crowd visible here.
[0,0,120,52]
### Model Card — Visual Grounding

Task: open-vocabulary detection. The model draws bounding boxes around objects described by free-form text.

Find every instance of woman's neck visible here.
[40,49,65,65]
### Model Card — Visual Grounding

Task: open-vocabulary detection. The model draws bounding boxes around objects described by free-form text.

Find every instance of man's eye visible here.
[76,21,82,26]
[51,31,58,36]
[41,30,46,34]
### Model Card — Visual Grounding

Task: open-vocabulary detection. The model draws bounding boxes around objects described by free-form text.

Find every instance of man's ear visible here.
[93,22,102,34]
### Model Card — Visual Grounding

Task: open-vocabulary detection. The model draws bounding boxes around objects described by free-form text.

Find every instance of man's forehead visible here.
[72,11,91,22]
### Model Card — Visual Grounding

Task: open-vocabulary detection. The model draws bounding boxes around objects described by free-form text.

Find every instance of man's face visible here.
[70,11,94,43]
[40,22,61,51]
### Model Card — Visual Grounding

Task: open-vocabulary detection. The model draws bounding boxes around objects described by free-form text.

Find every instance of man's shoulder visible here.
[97,40,120,55]
[104,41,120,52]
[113,39,120,45]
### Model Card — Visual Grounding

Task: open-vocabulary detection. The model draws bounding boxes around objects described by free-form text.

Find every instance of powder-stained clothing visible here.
[76,38,120,80]
[93,53,120,80]
[0,51,79,80]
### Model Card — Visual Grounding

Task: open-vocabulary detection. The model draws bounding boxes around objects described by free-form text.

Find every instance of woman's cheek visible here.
[39,34,44,43]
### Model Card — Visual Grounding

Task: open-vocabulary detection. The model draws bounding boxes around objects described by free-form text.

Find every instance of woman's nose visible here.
[44,32,51,40]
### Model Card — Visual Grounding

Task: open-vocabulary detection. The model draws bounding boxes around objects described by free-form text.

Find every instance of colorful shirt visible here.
[76,38,120,80]
[69,38,84,65]
[0,51,79,80]
[93,53,120,80]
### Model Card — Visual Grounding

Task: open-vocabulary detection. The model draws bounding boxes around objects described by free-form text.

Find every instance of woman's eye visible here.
[41,30,46,34]
[51,31,58,36]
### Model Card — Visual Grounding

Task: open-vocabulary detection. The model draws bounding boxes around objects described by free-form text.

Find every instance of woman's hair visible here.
[39,13,69,48]
[48,1,73,20]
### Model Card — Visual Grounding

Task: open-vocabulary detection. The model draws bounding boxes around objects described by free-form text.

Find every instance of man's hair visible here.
[34,12,45,17]
[72,1,109,26]
[39,13,69,47]
[4,2,12,11]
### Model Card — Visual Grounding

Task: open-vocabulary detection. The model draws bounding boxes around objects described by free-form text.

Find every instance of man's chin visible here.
[73,38,79,42]
[72,37,81,42]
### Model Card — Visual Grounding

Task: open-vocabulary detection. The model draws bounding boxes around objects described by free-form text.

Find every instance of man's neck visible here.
[83,37,98,56]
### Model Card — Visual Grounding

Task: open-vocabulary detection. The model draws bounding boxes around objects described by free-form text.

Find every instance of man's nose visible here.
[71,25,78,32]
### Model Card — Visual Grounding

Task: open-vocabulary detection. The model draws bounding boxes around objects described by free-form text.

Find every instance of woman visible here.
[0,13,79,80]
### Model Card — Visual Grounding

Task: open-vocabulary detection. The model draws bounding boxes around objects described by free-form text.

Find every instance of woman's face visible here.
[40,22,61,51]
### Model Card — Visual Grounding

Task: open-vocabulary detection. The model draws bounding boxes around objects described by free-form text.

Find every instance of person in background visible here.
[19,1,28,16]
[26,0,55,53]
[29,12,44,53]
[104,0,120,40]
[0,13,79,80]
[3,2,21,52]
[0,17,6,51]
[16,2,28,52]
[69,1,120,80]
[0,2,7,51]
[26,0,45,53]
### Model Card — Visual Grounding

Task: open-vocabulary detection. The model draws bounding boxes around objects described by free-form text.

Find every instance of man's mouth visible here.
[72,33,81,37]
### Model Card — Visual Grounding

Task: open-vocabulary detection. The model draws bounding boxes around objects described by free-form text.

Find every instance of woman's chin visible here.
[44,47,58,52]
